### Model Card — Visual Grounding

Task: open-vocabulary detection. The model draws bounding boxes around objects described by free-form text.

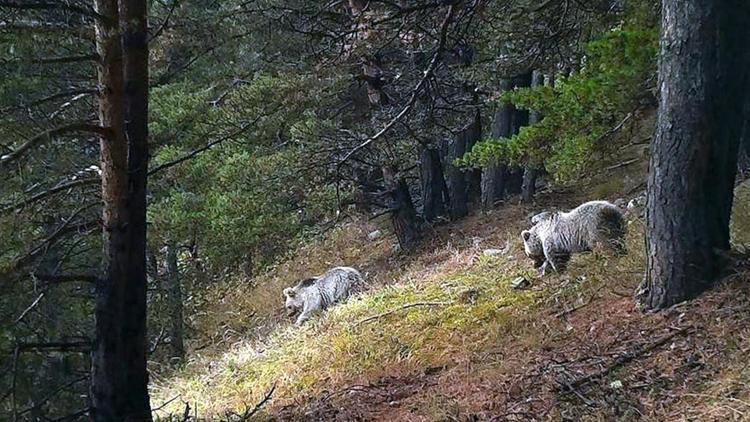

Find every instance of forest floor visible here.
[152,147,750,421]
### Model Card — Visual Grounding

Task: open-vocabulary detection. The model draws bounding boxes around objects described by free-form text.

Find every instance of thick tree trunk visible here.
[480,161,502,210]
[91,0,128,419]
[165,242,185,364]
[521,70,544,203]
[420,146,448,221]
[483,79,513,203]
[520,168,538,203]
[465,111,483,201]
[637,0,750,310]
[738,111,750,176]
[91,0,152,419]
[383,165,420,250]
[504,72,532,196]
[121,0,151,417]
[446,116,481,219]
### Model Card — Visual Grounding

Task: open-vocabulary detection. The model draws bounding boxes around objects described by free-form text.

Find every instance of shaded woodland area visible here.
[1,0,749,420]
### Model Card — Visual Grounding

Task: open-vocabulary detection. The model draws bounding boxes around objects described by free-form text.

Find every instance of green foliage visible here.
[147,72,344,273]
[463,15,657,181]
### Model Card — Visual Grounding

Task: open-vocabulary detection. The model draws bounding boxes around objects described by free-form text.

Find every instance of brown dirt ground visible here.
[276,263,750,421]
[272,181,750,421]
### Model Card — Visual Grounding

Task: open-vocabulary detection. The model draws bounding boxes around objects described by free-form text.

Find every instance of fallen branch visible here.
[354,301,453,327]
[224,382,277,421]
[561,326,691,391]
[553,297,592,319]
[604,157,639,171]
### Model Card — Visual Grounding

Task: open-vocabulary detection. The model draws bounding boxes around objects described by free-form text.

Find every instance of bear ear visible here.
[299,277,317,287]
[522,230,531,241]
[283,287,296,298]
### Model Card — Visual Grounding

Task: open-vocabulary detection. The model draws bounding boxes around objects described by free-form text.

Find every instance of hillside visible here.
[151,153,750,420]
[5,1,750,420]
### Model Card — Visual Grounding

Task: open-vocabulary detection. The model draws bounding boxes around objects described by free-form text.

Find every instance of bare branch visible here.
[223,382,277,421]
[148,111,273,176]
[0,124,110,166]
[14,292,44,324]
[339,5,455,165]
[1,177,99,213]
[16,341,91,353]
[0,1,112,24]
[0,88,97,113]
[354,301,453,327]
[32,273,99,285]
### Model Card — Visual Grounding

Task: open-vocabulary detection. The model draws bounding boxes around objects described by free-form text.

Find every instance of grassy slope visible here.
[152,124,750,420]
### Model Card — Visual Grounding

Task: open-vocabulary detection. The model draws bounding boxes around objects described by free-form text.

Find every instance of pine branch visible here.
[1,177,99,213]
[0,124,110,166]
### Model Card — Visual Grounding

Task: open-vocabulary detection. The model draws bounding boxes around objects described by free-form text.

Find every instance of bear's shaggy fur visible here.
[522,200,625,274]
[283,266,364,325]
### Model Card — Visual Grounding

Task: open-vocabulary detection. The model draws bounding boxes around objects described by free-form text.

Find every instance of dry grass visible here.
[151,199,651,419]
[151,162,750,421]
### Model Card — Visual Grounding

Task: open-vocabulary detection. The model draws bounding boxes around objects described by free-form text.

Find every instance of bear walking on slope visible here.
[283,266,364,326]
[522,200,626,275]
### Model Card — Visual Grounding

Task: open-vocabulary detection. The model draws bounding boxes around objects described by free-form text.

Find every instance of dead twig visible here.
[561,326,691,391]
[224,382,277,421]
[354,301,453,327]
[553,296,592,319]
[604,157,639,171]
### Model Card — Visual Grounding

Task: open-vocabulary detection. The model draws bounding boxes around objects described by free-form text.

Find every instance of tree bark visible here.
[91,0,152,418]
[383,165,420,250]
[521,70,544,203]
[420,146,448,222]
[121,0,151,416]
[480,160,502,210]
[520,168,538,203]
[637,0,750,310]
[482,79,513,204]
[504,72,532,196]
[91,0,128,419]
[165,242,184,364]
[446,115,481,220]
[737,107,750,176]
[465,110,483,201]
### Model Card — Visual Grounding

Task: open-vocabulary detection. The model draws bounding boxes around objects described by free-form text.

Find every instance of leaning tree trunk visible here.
[165,242,185,364]
[383,165,420,250]
[420,146,449,222]
[521,70,544,203]
[637,0,750,310]
[91,0,152,419]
